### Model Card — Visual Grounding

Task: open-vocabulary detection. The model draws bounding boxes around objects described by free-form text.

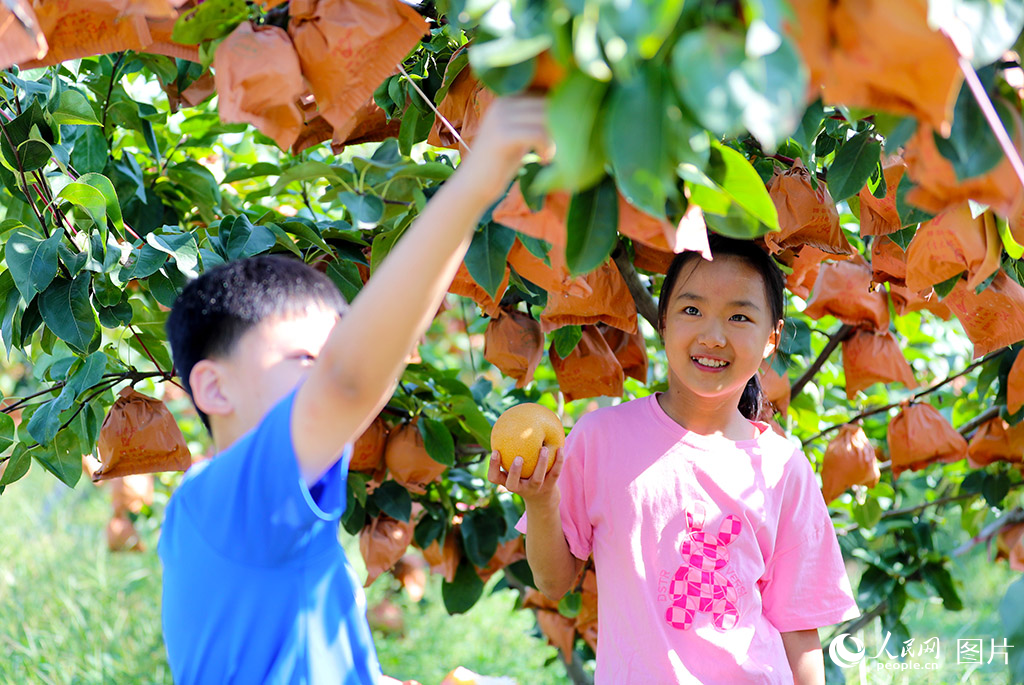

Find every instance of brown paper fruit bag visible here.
[350,415,388,472]
[427,46,496,152]
[477,536,525,583]
[870,235,908,287]
[821,424,880,503]
[0,0,47,69]
[967,417,1024,469]
[213,22,305,150]
[780,246,844,300]
[786,0,961,133]
[764,160,852,256]
[421,526,460,583]
[904,105,1024,215]
[288,0,426,135]
[599,324,648,384]
[996,523,1024,573]
[383,419,446,494]
[905,205,1002,293]
[492,182,571,247]
[506,240,591,297]
[888,283,952,320]
[535,608,577,663]
[803,258,890,330]
[943,272,1024,358]
[359,513,414,586]
[107,513,145,553]
[483,308,544,388]
[94,388,191,481]
[617,195,677,252]
[549,325,624,402]
[449,261,508,318]
[842,329,918,399]
[759,365,790,415]
[19,0,152,69]
[110,474,155,515]
[887,402,968,478]
[632,242,676,275]
[540,260,637,334]
[858,158,906,237]
[1008,351,1024,415]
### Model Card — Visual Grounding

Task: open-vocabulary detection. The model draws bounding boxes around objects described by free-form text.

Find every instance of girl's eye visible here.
[731,314,750,322]
[682,306,700,316]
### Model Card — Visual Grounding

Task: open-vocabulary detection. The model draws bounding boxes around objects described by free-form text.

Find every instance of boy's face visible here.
[214,305,340,439]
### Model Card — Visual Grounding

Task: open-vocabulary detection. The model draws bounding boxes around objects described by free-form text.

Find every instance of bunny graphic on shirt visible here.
[665,502,742,631]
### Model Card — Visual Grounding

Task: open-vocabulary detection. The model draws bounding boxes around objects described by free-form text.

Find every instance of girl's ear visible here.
[189,360,233,418]
[762,320,784,359]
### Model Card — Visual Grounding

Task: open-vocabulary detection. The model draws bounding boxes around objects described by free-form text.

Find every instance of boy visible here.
[160,97,548,684]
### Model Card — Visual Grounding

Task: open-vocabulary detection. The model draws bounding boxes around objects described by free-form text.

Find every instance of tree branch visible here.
[612,242,659,330]
[952,507,1024,557]
[789,324,854,401]
[801,350,1003,447]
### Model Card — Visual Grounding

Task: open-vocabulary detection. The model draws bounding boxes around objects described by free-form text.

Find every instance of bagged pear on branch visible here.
[483,308,545,388]
[842,328,918,399]
[383,419,446,494]
[803,258,890,330]
[360,513,415,586]
[943,272,1024,359]
[905,204,1001,293]
[886,402,968,478]
[94,388,191,481]
[821,424,880,503]
[549,325,624,402]
[540,260,637,334]
[764,159,851,256]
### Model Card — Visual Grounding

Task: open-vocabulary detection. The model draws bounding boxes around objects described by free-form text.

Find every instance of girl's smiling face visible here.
[661,255,781,406]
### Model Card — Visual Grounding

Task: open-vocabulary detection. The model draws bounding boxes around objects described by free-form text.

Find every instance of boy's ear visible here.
[189,360,233,418]
[763,320,783,359]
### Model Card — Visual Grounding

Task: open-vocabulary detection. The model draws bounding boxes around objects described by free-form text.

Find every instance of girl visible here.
[489,235,859,684]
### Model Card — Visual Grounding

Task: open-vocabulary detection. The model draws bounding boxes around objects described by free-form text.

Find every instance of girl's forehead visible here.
[673,256,770,301]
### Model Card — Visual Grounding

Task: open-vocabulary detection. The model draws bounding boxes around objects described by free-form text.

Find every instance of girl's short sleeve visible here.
[759,450,860,632]
[515,420,593,561]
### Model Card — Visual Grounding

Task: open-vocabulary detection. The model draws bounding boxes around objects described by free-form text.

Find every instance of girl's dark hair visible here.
[656,234,786,421]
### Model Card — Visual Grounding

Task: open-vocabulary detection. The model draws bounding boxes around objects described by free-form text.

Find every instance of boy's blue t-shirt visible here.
[158,390,380,685]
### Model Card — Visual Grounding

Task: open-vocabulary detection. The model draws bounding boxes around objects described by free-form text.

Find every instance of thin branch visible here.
[101,53,126,150]
[789,324,854,400]
[612,242,659,330]
[958,406,1000,439]
[827,598,888,643]
[397,62,469,153]
[952,507,1024,557]
[801,351,1002,447]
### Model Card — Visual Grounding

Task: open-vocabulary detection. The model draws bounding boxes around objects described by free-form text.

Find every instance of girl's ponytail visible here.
[738,374,764,421]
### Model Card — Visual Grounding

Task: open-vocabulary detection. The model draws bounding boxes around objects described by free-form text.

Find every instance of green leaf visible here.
[698,141,780,232]
[465,223,516,299]
[449,396,491,448]
[535,70,609,192]
[442,559,485,614]
[460,508,500,569]
[933,272,963,299]
[0,442,29,486]
[57,181,107,233]
[605,66,673,218]
[895,174,935,228]
[52,90,100,126]
[0,101,52,173]
[68,125,108,175]
[338,192,384,229]
[565,176,619,275]
[371,481,413,522]
[398,103,434,156]
[168,161,221,222]
[982,472,1011,506]
[887,225,918,251]
[77,172,124,236]
[224,215,276,260]
[32,429,82,488]
[827,130,883,201]
[269,160,337,194]
[0,412,15,456]
[558,592,582,618]
[147,231,199,278]
[551,325,583,359]
[6,229,62,301]
[931,0,1024,67]
[223,162,281,183]
[419,417,455,467]
[325,259,363,302]
[171,0,249,44]
[414,514,446,550]
[117,244,167,282]
[919,562,963,611]
[38,274,96,354]
[671,27,807,150]
[933,88,1013,181]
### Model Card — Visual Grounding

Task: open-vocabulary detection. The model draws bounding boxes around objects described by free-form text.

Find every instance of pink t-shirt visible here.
[517,395,859,683]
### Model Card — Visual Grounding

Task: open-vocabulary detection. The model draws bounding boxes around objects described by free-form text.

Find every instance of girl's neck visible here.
[657,385,758,442]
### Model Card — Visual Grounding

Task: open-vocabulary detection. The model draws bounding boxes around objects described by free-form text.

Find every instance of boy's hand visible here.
[458,95,551,200]
[487,446,564,507]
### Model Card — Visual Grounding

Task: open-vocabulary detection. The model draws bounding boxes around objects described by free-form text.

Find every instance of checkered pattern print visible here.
[664,504,743,632]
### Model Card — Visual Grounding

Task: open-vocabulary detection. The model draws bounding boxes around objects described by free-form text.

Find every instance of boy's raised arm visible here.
[293,97,549,484]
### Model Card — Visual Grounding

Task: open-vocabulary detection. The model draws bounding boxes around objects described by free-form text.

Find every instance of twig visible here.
[952,507,1024,557]
[801,351,1001,446]
[827,599,888,643]
[0,114,49,235]
[789,324,854,400]
[611,242,659,329]
[396,62,469,153]
[958,406,1000,439]
[101,53,127,151]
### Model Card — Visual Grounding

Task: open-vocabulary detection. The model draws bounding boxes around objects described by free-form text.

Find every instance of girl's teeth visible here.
[693,357,727,368]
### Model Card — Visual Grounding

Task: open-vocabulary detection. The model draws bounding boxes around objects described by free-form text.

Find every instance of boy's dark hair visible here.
[656,234,786,422]
[166,255,347,428]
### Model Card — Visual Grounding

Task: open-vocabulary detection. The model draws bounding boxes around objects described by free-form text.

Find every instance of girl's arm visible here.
[781,629,825,685]
[488,447,584,598]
